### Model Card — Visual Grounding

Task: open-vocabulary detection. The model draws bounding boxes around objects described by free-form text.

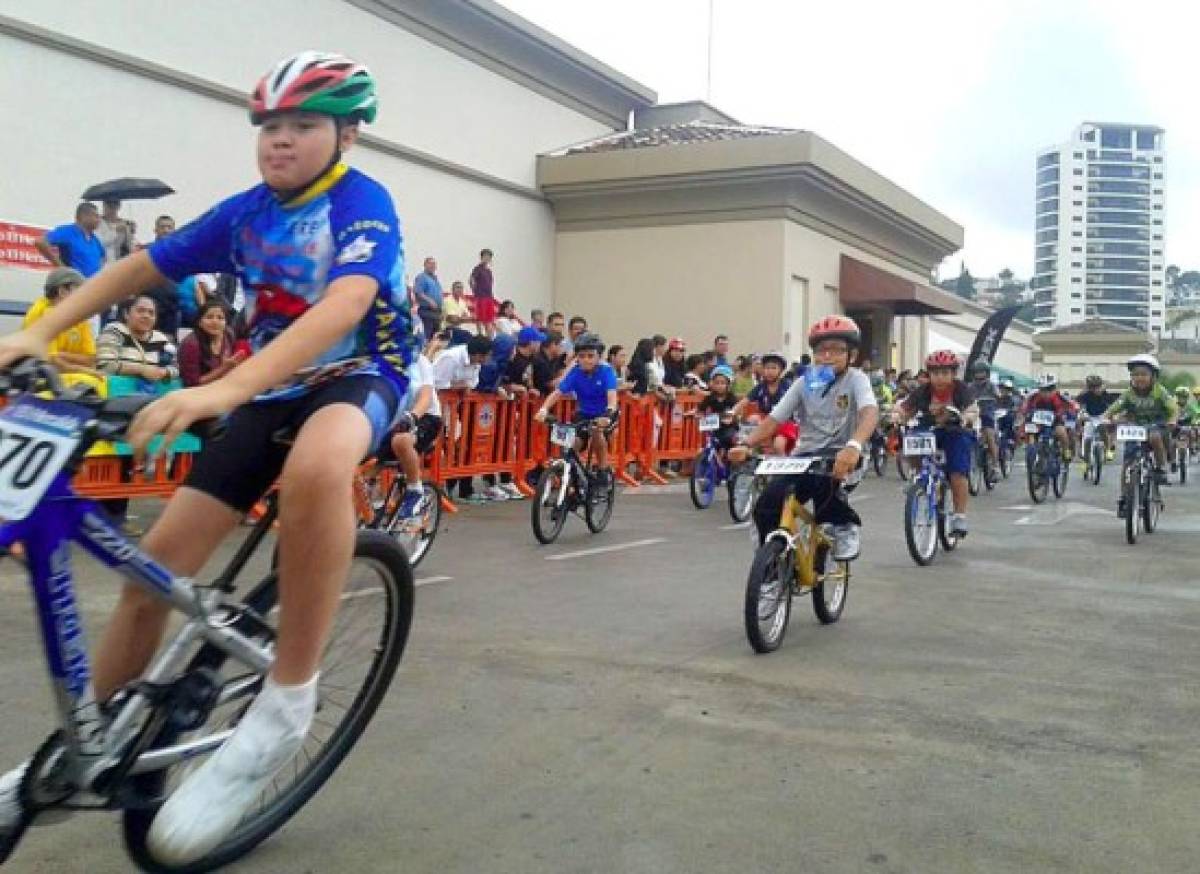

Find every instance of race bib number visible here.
[1064,417,1077,429]
[1117,424,1147,442]
[698,414,721,433]
[1024,423,1040,434]
[1032,410,1055,426]
[755,456,815,475]
[1082,419,1096,439]
[0,398,88,521]
[550,424,576,448]
[903,432,936,456]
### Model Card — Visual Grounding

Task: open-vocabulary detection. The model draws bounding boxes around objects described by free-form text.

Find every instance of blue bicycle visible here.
[901,415,963,566]
[1024,409,1069,503]
[689,415,755,522]
[0,362,412,872]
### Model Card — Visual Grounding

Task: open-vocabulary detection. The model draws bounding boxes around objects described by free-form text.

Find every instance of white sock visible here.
[219,674,318,774]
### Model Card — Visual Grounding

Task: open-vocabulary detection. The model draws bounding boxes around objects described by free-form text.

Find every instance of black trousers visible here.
[753,474,860,544]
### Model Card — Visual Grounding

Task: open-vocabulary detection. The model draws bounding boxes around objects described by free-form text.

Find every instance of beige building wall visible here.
[927,305,1035,375]
[0,1,625,313]
[553,220,785,355]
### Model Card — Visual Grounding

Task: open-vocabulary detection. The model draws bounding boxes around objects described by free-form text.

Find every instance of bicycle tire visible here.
[531,462,569,544]
[1052,449,1070,498]
[584,471,616,533]
[810,544,849,624]
[896,450,910,482]
[998,442,1011,479]
[937,481,959,552]
[903,482,938,566]
[727,471,755,523]
[967,450,981,496]
[374,479,442,568]
[744,539,793,653]
[1027,445,1048,504]
[123,531,412,874]
[1124,465,1139,545]
[689,450,715,510]
[1143,474,1160,533]
[1178,448,1188,486]
[872,444,887,477]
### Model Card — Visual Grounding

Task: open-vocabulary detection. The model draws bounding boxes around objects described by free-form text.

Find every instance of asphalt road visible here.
[3,455,1199,873]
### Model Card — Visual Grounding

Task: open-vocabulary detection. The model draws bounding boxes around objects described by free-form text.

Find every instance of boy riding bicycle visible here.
[892,350,979,536]
[535,333,618,484]
[730,316,878,561]
[0,52,417,864]
[1104,354,1177,484]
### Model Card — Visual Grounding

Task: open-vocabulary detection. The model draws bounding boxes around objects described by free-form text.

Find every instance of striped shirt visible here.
[96,322,179,380]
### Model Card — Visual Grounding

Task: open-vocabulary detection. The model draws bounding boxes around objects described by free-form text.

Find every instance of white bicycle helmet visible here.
[1126,353,1160,374]
[1037,373,1058,389]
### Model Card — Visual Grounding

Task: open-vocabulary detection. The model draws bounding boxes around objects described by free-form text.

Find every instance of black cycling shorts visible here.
[185,375,400,512]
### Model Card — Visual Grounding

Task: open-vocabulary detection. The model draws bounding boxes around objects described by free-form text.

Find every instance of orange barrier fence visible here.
[68,389,715,503]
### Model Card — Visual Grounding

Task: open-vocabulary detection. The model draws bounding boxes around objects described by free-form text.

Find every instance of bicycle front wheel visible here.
[727,469,755,523]
[689,450,716,509]
[903,482,938,566]
[1027,446,1048,504]
[123,531,413,874]
[744,539,793,653]
[811,544,849,624]
[532,462,570,544]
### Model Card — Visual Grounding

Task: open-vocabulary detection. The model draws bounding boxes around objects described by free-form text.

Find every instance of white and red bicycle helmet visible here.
[807,315,861,348]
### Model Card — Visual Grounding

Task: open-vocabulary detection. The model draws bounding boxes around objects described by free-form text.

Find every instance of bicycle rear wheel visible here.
[1143,474,1161,533]
[871,443,887,477]
[967,450,981,496]
[998,441,1011,479]
[744,539,793,653]
[584,470,616,533]
[123,531,412,874]
[1052,450,1070,498]
[937,481,959,552]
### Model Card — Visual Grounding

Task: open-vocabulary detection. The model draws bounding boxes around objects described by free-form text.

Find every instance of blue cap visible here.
[517,326,546,345]
[710,365,734,381]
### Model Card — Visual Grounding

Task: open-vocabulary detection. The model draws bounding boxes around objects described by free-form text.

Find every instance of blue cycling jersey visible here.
[147,164,416,401]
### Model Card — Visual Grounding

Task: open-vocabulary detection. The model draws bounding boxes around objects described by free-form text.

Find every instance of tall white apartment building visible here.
[1032,123,1166,334]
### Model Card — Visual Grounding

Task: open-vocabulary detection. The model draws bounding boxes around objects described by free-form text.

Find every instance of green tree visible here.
[998,268,1014,283]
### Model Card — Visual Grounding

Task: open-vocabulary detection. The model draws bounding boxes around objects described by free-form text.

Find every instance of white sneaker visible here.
[483,485,509,502]
[147,675,317,866]
[951,514,969,536]
[830,524,861,561]
[501,482,525,500]
[0,763,27,847]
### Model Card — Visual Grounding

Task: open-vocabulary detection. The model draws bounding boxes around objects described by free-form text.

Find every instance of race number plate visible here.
[1031,410,1055,426]
[903,432,936,456]
[1117,424,1147,442]
[698,414,721,433]
[550,424,576,448]
[0,397,89,521]
[1024,423,1040,434]
[755,456,815,475]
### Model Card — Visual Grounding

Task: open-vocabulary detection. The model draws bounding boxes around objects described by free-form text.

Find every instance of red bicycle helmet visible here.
[667,337,686,351]
[807,315,861,348]
[925,349,961,370]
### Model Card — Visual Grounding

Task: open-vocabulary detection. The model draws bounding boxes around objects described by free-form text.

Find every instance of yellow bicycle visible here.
[743,453,851,653]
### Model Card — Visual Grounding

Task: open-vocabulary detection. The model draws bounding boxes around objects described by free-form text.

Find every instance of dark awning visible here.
[839,255,963,316]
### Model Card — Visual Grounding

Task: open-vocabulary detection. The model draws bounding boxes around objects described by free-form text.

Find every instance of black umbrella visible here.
[81,177,174,202]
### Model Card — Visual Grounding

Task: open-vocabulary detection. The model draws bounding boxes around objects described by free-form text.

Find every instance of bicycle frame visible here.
[908,433,948,523]
[2,472,274,798]
[765,497,831,591]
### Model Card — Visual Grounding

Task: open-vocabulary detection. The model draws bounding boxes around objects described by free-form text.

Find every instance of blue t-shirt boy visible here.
[558,362,618,418]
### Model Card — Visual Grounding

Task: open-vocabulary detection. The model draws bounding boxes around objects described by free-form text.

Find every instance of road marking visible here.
[341,576,451,601]
[1013,502,1111,526]
[721,521,752,530]
[416,575,453,586]
[544,538,667,561]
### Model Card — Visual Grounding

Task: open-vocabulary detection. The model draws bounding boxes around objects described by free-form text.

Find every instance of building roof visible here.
[550,120,797,156]
[1036,319,1149,337]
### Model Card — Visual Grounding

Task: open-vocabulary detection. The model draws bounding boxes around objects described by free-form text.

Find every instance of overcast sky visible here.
[503,0,1195,281]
